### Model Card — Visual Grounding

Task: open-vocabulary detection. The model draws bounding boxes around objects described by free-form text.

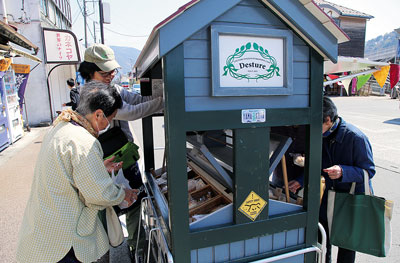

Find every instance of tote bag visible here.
[105,207,124,247]
[327,170,394,257]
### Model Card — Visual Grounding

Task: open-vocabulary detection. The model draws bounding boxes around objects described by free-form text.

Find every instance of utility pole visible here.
[92,0,96,43]
[394,28,400,64]
[83,0,88,48]
[93,21,97,43]
[99,0,105,44]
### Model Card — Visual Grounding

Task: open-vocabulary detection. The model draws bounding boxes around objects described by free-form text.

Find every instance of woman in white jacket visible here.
[16,81,138,263]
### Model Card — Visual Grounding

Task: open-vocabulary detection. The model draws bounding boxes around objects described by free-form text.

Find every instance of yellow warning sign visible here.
[238,191,267,221]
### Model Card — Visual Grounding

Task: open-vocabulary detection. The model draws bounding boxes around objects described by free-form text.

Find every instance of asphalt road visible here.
[132,95,400,263]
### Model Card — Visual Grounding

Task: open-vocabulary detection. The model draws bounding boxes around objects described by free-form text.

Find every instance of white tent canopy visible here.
[323,56,389,86]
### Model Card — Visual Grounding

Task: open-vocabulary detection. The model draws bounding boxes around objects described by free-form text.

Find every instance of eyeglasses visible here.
[98,69,118,78]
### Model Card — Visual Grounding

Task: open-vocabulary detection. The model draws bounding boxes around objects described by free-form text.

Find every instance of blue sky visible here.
[71,0,400,50]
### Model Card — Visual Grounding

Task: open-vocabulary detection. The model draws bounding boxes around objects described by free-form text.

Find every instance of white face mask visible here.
[97,113,110,136]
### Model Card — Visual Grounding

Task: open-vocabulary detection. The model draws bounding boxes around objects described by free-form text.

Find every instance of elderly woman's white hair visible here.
[76,81,122,117]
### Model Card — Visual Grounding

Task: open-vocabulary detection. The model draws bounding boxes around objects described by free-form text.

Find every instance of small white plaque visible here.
[241,109,266,123]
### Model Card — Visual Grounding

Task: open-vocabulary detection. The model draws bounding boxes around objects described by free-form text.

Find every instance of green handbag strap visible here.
[349,170,371,195]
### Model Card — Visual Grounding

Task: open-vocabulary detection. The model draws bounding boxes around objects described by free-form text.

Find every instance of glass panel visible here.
[4,70,14,84]
[40,0,48,16]
[48,2,56,23]
[57,10,63,28]
[12,118,20,127]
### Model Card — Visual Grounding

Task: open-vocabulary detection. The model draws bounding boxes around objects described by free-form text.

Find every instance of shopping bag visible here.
[105,206,124,247]
[111,169,131,190]
[327,170,394,257]
[111,169,133,210]
[105,141,140,170]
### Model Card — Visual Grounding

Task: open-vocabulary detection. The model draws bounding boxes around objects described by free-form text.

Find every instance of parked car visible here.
[133,84,140,94]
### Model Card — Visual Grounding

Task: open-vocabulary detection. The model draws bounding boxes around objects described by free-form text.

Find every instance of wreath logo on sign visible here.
[222,42,280,81]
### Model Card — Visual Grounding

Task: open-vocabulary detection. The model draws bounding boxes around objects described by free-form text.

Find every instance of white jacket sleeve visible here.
[115,97,164,121]
[115,84,154,104]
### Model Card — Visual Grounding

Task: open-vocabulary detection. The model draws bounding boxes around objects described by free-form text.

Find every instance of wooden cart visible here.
[133,0,347,262]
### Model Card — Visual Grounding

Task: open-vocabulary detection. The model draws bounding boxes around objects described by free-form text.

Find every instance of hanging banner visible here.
[351,78,357,95]
[373,66,390,88]
[75,71,85,86]
[327,74,339,80]
[11,64,30,113]
[341,78,352,91]
[42,28,81,64]
[356,74,371,91]
[390,64,400,89]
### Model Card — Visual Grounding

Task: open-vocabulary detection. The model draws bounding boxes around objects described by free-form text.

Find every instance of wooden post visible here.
[281,155,290,203]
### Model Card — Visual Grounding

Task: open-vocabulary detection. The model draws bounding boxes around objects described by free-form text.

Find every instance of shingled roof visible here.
[135,0,350,75]
[314,0,374,19]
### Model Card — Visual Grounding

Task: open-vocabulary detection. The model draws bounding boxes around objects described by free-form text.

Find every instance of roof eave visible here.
[305,1,350,44]
[263,0,349,62]
[0,43,42,62]
[134,0,200,70]
[339,14,374,20]
[0,20,38,55]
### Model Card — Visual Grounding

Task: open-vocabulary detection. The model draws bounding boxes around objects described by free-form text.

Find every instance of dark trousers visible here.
[124,162,145,250]
[320,220,356,263]
[58,248,81,263]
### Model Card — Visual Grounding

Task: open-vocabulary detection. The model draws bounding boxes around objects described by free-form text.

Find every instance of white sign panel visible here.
[241,109,266,123]
[43,28,81,63]
[219,35,284,88]
[103,2,111,24]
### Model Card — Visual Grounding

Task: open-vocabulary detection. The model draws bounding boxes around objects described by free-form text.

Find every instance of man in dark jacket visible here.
[320,97,375,263]
[62,78,80,110]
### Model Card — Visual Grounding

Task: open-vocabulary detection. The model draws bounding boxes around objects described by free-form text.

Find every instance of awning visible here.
[0,20,38,55]
[323,56,390,86]
[0,43,42,62]
[324,56,389,74]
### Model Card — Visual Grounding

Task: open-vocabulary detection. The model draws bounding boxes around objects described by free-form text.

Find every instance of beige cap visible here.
[84,44,120,72]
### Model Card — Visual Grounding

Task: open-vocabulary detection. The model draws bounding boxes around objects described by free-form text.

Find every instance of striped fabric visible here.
[16,122,125,263]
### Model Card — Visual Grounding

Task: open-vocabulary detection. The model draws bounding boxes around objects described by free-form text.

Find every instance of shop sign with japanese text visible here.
[43,28,81,64]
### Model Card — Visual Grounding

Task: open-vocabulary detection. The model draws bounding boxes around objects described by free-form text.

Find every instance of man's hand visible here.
[323,165,342,180]
[288,180,301,193]
[104,156,123,173]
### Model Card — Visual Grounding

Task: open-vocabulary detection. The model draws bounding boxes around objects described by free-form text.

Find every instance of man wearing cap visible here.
[78,44,163,258]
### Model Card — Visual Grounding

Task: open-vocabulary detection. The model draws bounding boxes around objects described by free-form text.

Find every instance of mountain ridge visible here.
[110,45,141,73]
[365,31,398,58]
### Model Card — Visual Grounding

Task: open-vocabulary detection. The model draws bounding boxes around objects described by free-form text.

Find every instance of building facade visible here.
[0,0,77,125]
[315,0,373,58]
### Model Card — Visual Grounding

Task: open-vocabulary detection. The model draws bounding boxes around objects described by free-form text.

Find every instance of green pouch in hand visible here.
[105,141,140,170]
